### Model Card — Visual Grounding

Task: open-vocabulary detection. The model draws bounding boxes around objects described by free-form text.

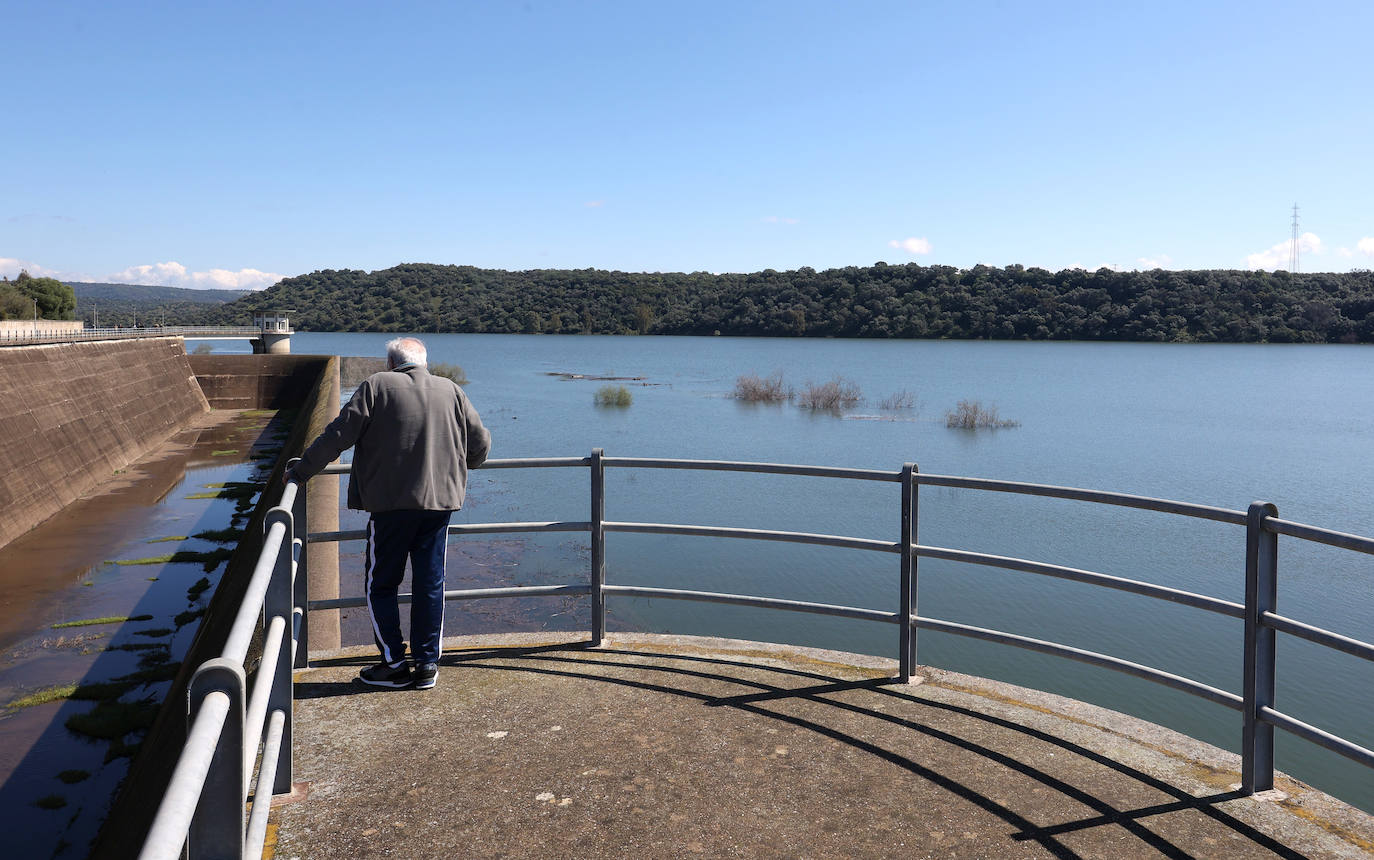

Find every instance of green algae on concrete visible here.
[51,615,152,629]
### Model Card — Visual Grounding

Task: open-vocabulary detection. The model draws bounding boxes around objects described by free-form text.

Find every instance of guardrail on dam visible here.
[138,452,1374,858]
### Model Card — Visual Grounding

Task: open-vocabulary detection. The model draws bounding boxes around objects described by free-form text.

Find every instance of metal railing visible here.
[0,326,265,346]
[138,480,305,860]
[139,450,1374,857]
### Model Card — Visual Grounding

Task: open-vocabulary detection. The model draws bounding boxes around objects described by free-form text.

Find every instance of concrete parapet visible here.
[0,320,84,339]
[0,338,209,551]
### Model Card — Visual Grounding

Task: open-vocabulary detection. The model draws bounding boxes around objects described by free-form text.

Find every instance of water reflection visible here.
[0,408,287,859]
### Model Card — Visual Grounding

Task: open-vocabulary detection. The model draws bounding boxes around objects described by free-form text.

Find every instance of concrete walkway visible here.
[269,633,1374,859]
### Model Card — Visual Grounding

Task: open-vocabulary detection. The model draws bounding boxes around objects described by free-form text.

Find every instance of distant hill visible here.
[70,282,250,327]
[188,261,1374,343]
[71,282,248,304]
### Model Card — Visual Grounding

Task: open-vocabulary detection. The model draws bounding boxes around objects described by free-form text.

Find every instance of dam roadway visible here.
[271,633,1374,859]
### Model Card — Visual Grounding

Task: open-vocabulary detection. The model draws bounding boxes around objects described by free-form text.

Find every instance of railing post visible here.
[899,463,917,681]
[264,505,295,795]
[590,448,606,646]
[187,659,245,859]
[289,459,309,669]
[1242,500,1278,794]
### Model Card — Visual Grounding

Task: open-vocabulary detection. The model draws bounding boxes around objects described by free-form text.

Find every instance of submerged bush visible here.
[797,377,863,411]
[429,362,469,385]
[734,371,792,403]
[594,385,633,407]
[945,400,1020,429]
[879,389,917,410]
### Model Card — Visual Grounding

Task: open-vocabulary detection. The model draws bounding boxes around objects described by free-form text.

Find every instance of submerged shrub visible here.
[945,400,1020,429]
[429,362,469,385]
[734,371,792,403]
[879,389,917,410]
[594,385,633,407]
[797,377,863,411]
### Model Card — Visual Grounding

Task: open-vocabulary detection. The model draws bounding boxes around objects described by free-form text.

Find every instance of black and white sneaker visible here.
[358,661,413,689]
[413,663,438,690]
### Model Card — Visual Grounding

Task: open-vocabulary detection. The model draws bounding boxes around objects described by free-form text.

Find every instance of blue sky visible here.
[4,0,1372,289]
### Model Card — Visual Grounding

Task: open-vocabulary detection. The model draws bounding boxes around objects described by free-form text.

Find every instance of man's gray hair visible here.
[386,337,427,369]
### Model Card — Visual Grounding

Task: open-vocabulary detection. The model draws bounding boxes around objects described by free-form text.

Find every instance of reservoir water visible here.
[275,332,1374,814]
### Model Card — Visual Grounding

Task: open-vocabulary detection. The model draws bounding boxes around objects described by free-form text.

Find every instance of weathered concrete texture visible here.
[90,352,342,860]
[274,634,1374,859]
[189,353,331,409]
[0,338,209,550]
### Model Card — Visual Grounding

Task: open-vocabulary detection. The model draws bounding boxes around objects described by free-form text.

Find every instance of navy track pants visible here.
[364,509,453,667]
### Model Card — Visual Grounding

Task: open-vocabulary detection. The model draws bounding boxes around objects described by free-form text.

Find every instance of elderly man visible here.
[288,336,490,690]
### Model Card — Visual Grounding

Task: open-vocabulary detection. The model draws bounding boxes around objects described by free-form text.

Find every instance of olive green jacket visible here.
[292,365,490,512]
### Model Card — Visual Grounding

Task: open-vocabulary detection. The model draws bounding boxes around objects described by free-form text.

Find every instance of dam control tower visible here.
[253,310,293,354]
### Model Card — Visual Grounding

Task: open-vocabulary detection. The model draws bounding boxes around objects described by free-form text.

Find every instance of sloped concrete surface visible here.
[271,633,1374,859]
[0,338,209,549]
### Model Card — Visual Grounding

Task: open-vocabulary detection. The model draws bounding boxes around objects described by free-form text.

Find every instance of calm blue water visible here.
[263,333,1374,811]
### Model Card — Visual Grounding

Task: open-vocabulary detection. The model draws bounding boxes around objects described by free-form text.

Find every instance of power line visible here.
[1289,203,1300,273]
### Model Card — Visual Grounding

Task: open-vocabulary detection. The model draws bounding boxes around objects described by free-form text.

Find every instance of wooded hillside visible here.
[196,262,1374,343]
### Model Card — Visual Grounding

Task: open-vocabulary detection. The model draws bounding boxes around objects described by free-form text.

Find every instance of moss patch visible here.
[51,615,152,630]
[193,527,245,543]
[146,535,189,543]
[5,684,77,711]
[112,548,233,572]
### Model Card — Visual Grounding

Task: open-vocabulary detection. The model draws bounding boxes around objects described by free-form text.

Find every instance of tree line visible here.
[190,262,1374,343]
[0,270,77,320]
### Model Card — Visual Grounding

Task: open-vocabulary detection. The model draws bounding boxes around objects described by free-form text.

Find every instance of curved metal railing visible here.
[140,451,1374,858]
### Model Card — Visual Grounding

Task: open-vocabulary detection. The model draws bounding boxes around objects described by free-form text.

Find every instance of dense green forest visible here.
[0,271,77,320]
[193,262,1374,344]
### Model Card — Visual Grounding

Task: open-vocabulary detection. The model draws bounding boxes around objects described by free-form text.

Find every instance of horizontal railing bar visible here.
[603,456,902,482]
[1259,706,1374,769]
[1262,612,1374,663]
[309,520,591,543]
[605,522,898,553]
[1265,518,1374,555]
[137,692,231,860]
[477,456,592,469]
[914,616,1244,710]
[916,545,1246,618]
[308,583,592,612]
[449,521,590,535]
[321,457,591,476]
[916,473,1248,525]
[603,585,899,623]
[245,710,287,859]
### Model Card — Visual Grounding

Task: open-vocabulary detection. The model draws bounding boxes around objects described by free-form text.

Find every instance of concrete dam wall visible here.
[0,338,210,550]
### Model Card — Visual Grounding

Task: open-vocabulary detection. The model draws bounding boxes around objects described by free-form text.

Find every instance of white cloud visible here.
[106,261,283,290]
[191,268,283,290]
[1245,232,1324,270]
[0,257,62,279]
[584,200,605,208]
[888,237,932,256]
[1136,255,1174,270]
[763,215,799,225]
[1357,237,1374,258]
